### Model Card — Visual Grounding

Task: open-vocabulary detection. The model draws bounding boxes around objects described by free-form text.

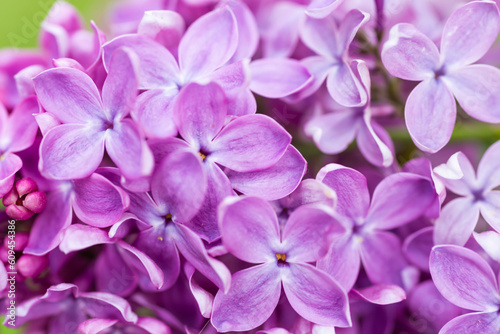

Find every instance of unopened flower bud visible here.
[17,254,48,278]
[3,178,47,220]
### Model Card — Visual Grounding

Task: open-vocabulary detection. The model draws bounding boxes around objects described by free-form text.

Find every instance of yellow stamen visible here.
[199,152,206,161]
[158,236,164,241]
[166,213,172,220]
[276,253,287,261]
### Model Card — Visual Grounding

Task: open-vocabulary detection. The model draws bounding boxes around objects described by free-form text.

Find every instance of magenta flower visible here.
[2,177,47,220]
[33,47,153,180]
[382,0,500,152]
[0,97,38,197]
[316,164,437,290]
[211,196,350,331]
[430,245,500,333]
[433,140,500,246]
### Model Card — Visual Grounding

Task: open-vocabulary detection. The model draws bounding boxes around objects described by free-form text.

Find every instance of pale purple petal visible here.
[178,6,238,79]
[300,15,339,58]
[402,226,434,271]
[249,58,312,98]
[434,197,479,246]
[136,317,171,334]
[316,164,369,220]
[445,64,500,123]
[103,34,180,89]
[439,312,500,334]
[0,153,21,198]
[282,263,350,327]
[226,145,307,201]
[24,190,73,255]
[477,140,500,190]
[78,319,118,334]
[359,230,408,286]
[211,263,281,332]
[434,151,477,196]
[430,245,500,312]
[185,263,213,318]
[34,112,61,137]
[381,23,440,81]
[473,230,500,263]
[105,119,154,180]
[95,244,138,296]
[79,291,138,323]
[226,0,259,61]
[174,82,226,149]
[283,205,339,263]
[207,60,250,100]
[171,223,231,292]
[356,115,394,167]
[317,234,360,291]
[151,149,206,223]
[138,10,185,50]
[306,0,344,18]
[365,173,436,230]
[479,191,500,232]
[440,1,500,68]
[72,173,129,228]
[289,56,336,101]
[102,47,139,120]
[33,68,103,124]
[39,124,105,180]
[279,178,336,211]
[337,9,370,54]
[405,78,456,153]
[3,96,38,152]
[59,224,114,253]
[218,196,280,264]
[134,88,178,139]
[305,109,360,154]
[351,284,406,305]
[210,114,291,172]
[326,62,368,107]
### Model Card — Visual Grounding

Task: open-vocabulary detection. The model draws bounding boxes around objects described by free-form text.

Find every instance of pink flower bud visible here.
[17,254,48,278]
[23,191,47,213]
[5,205,35,220]
[15,177,38,197]
[2,187,19,207]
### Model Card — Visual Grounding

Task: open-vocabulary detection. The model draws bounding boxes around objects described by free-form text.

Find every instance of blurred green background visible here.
[0,0,113,48]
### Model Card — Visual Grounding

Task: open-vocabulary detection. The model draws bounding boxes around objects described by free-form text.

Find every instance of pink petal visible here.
[306,0,344,18]
[210,114,291,172]
[59,224,114,253]
[402,226,434,271]
[477,140,500,190]
[212,263,281,332]
[439,311,500,334]
[72,173,130,228]
[282,263,350,327]
[326,61,368,107]
[473,230,500,263]
[356,115,394,167]
[218,196,280,264]
[3,96,38,152]
[134,88,178,139]
[434,151,478,196]
[430,245,500,312]
[105,119,154,180]
[184,263,213,318]
[226,145,307,201]
[405,78,456,153]
[39,124,105,180]
[138,10,185,51]
[249,58,312,98]
[78,319,118,334]
[300,14,340,58]
[445,64,500,123]
[33,68,104,124]
[351,284,406,305]
[0,153,22,198]
[479,191,500,233]
[441,1,500,68]
[381,23,440,81]
[434,197,479,246]
[178,6,238,79]
[337,9,370,54]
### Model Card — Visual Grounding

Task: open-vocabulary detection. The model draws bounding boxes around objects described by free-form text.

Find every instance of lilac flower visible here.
[430,245,500,333]
[316,164,437,290]
[211,196,350,331]
[156,82,305,241]
[304,61,394,167]
[78,317,170,334]
[433,141,500,246]
[382,1,500,152]
[0,97,38,197]
[5,283,138,331]
[2,177,47,220]
[34,47,153,181]
[294,9,370,107]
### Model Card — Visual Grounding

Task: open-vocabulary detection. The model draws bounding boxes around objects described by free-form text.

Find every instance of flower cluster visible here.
[1,0,500,333]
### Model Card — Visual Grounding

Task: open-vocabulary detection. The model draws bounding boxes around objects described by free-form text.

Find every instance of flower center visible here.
[199,152,207,161]
[276,253,287,263]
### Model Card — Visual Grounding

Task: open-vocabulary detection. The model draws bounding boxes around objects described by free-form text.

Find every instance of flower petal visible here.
[473,230,500,263]
[300,14,340,58]
[402,226,434,272]
[316,164,369,221]
[326,61,367,107]
[439,311,500,334]
[211,263,281,332]
[178,6,238,79]
[59,224,114,253]
[39,124,105,180]
[95,244,138,296]
[434,151,477,196]
[218,196,280,264]
[337,9,370,54]
[356,115,394,167]
[33,68,103,124]
[430,245,500,312]
[440,1,500,68]
[351,284,406,305]
[137,10,185,51]
[306,0,344,18]
[174,82,226,149]
[365,173,436,230]
[72,173,129,228]
[105,119,154,180]
[283,204,339,263]
[477,140,500,190]
[3,97,38,152]
[434,197,479,246]
[226,145,306,200]
[283,263,350,327]
[405,79,456,153]
[445,64,500,123]
[134,88,178,139]
[249,58,312,98]
[210,114,291,172]
[479,191,500,233]
[0,153,21,198]
[381,23,439,81]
